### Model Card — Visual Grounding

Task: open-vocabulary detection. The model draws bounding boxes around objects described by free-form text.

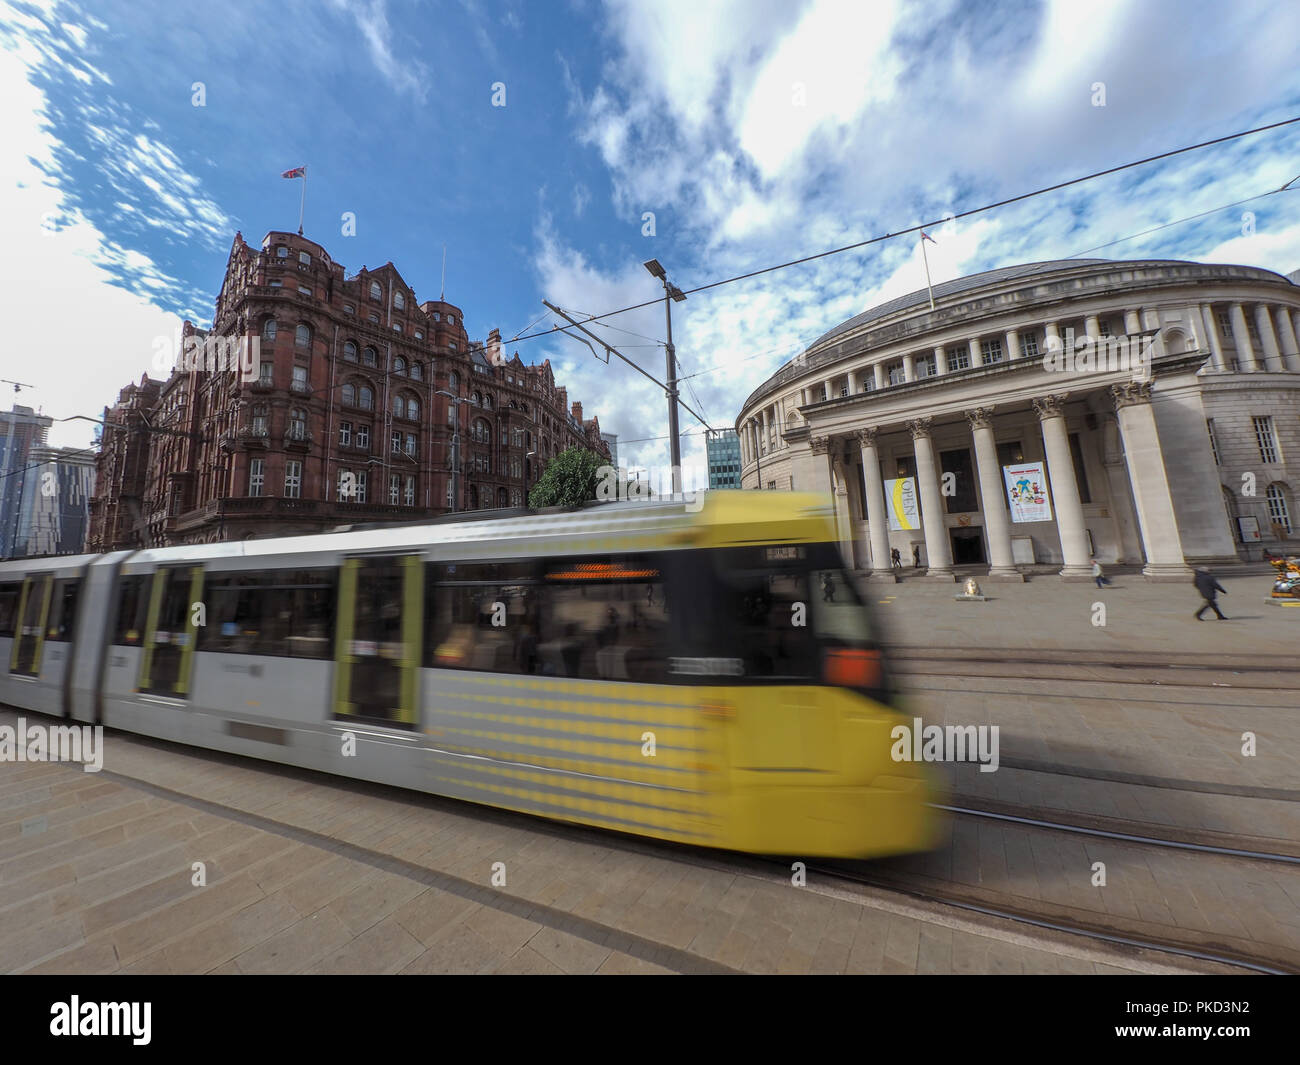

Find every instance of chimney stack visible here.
[571,401,583,423]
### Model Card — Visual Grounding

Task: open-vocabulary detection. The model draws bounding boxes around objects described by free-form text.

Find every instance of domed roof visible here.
[806,258,1114,351]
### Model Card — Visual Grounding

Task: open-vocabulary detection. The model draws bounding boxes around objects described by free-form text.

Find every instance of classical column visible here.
[1005,329,1021,361]
[966,407,1022,581]
[1044,322,1061,357]
[761,409,770,453]
[1032,393,1092,579]
[1123,309,1142,335]
[934,345,948,374]
[969,338,983,368]
[1274,306,1300,372]
[873,364,886,390]
[829,448,855,565]
[902,353,915,383]
[810,435,851,561]
[1229,303,1259,371]
[846,369,857,394]
[1111,382,1193,581]
[1201,305,1227,371]
[1254,304,1282,371]
[1085,314,1101,342]
[856,428,896,581]
[822,379,834,403]
[907,417,955,580]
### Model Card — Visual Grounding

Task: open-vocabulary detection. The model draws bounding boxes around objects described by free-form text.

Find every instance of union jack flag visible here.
[921,230,937,244]
[281,166,306,179]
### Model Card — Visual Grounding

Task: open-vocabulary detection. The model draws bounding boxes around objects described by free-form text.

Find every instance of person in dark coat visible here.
[1193,567,1228,620]
[890,547,902,568]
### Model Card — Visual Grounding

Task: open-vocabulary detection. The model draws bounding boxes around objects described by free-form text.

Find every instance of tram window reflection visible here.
[536,557,670,682]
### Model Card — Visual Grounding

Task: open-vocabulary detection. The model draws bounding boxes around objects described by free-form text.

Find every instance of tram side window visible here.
[0,583,20,638]
[713,552,818,679]
[113,576,150,646]
[425,562,537,674]
[535,556,671,683]
[200,570,335,659]
[45,579,81,641]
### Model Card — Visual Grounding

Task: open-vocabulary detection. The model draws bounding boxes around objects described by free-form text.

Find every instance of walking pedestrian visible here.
[890,547,902,569]
[1193,566,1228,620]
[912,544,921,568]
[1091,558,1111,588]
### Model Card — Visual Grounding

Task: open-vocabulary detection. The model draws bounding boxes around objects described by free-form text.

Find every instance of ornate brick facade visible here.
[88,230,609,548]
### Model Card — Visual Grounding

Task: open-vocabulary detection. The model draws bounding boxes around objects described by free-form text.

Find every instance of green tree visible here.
[528,446,607,508]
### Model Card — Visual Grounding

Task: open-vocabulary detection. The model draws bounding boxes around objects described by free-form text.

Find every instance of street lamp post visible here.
[524,450,537,504]
[643,259,686,494]
[434,389,463,513]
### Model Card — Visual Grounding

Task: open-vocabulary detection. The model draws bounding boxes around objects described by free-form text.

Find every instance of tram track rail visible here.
[935,799,1300,864]
[809,860,1292,976]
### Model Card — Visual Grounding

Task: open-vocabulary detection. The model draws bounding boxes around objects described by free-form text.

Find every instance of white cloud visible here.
[540,0,1300,457]
[0,4,196,449]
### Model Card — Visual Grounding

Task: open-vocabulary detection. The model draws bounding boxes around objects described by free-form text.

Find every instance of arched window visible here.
[1267,482,1292,534]
[448,315,456,326]
[394,356,407,375]
[262,318,277,342]
[410,362,422,381]
[449,371,459,391]
[362,346,377,366]
[473,418,491,444]
[342,383,356,407]
[406,394,420,420]
[393,392,405,417]
[343,340,358,361]
[483,394,493,409]
[289,407,307,440]
[250,403,269,434]
[295,323,311,348]
[369,280,382,301]
[471,391,481,406]
[433,312,441,322]
[394,291,405,310]
[359,385,373,410]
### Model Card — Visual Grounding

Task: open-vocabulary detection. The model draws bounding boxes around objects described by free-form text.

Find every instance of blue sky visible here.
[4,0,1300,482]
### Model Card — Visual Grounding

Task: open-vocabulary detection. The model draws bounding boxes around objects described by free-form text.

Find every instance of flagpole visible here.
[298,167,307,236]
[921,235,936,310]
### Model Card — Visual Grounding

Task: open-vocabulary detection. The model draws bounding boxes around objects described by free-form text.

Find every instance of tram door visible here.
[138,567,204,696]
[333,555,423,728]
[9,575,53,676]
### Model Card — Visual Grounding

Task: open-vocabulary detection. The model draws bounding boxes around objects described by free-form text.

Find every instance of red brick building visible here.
[88,230,610,548]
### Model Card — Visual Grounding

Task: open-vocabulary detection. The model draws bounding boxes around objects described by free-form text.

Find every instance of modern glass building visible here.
[705,428,742,489]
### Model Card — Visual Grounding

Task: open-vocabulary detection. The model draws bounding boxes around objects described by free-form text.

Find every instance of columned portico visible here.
[965,406,1023,580]
[1033,393,1093,580]
[906,417,955,580]
[1111,382,1194,581]
[856,427,896,581]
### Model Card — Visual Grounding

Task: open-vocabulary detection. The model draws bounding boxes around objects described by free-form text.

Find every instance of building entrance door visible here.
[950,528,986,565]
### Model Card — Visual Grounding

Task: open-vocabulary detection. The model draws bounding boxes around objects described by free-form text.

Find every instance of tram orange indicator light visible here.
[824,648,881,689]
[548,563,661,580]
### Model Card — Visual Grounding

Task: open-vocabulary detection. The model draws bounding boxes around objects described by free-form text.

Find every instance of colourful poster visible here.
[1003,462,1052,523]
[885,477,920,531]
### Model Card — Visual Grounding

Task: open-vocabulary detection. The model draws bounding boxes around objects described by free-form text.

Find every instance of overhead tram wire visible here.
[509,115,1300,344]
[1066,180,1300,258]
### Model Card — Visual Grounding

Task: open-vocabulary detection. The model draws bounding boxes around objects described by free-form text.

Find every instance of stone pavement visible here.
[859,569,1299,655]
[0,710,1216,976]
